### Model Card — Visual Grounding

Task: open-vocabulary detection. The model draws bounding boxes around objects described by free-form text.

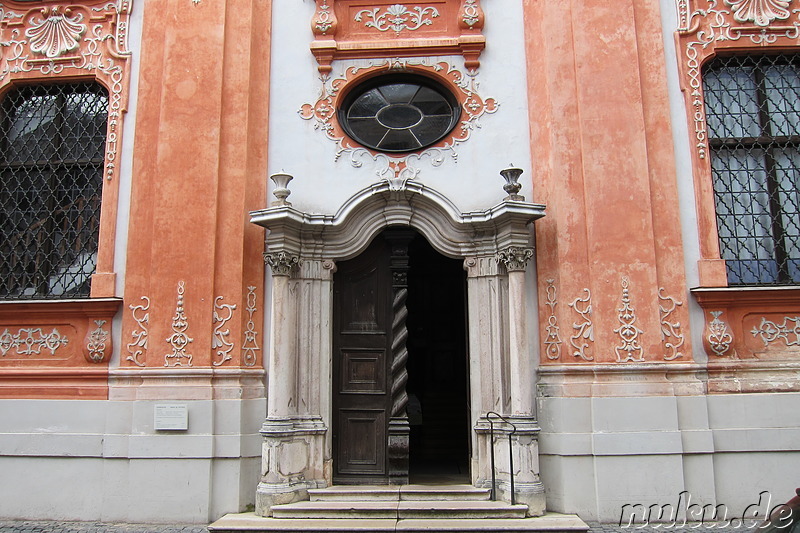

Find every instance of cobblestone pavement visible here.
[586,522,756,532]
[0,521,759,532]
[0,524,208,533]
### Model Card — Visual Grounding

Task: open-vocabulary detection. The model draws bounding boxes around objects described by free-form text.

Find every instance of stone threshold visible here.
[209,511,589,532]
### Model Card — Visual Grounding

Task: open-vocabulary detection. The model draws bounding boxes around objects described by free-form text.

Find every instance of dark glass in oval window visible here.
[340,76,461,153]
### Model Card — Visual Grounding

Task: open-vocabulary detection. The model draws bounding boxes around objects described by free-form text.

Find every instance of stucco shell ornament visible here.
[25,7,87,58]
[724,0,792,26]
[299,59,498,190]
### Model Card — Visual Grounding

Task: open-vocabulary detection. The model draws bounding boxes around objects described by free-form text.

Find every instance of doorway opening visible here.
[331,228,470,485]
[406,233,470,484]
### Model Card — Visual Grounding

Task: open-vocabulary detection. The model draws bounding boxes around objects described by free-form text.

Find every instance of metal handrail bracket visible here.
[485,411,517,505]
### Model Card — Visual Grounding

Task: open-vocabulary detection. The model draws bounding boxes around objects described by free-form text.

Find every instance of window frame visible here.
[338,73,462,154]
[675,0,800,287]
[702,54,800,286]
[0,0,132,300]
[1,81,110,299]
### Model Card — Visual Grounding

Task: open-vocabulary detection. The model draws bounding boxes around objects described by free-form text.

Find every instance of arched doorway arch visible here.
[250,179,547,516]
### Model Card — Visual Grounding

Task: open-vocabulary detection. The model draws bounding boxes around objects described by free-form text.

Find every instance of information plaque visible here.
[154,404,188,431]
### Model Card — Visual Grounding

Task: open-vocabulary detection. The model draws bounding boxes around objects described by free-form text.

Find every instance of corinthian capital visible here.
[495,247,533,272]
[264,252,300,276]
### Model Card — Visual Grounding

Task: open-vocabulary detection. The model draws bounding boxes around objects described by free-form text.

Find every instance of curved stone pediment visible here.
[250,180,545,262]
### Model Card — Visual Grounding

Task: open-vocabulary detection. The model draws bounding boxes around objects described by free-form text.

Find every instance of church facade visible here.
[1,0,799,524]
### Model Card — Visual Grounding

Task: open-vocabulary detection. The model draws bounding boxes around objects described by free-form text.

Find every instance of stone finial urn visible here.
[270,172,293,206]
[500,166,525,201]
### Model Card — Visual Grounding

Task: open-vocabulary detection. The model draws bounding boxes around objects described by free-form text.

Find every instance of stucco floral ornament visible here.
[25,7,86,58]
[724,0,792,26]
[355,4,440,33]
[299,59,498,189]
[84,320,111,364]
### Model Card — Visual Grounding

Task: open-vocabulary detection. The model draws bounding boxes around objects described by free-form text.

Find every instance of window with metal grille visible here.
[0,82,108,299]
[703,54,800,286]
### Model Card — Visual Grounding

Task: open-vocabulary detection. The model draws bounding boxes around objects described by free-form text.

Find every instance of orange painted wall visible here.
[524,0,692,365]
[121,0,270,370]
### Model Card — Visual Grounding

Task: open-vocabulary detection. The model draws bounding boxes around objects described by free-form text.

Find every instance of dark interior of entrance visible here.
[405,233,469,483]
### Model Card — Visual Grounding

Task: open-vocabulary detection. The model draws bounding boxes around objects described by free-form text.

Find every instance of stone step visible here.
[209,512,590,532]
[308,484,491,501]
[271,500,529,520]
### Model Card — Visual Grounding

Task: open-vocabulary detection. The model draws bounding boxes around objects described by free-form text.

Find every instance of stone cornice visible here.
[250,181,545,262]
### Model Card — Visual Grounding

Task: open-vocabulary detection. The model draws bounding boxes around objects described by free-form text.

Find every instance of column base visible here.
[388,417,410,484]
[474,414,545,516]
[255,416,328,517]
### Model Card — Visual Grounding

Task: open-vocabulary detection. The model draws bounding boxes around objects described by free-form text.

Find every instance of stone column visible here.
[464,255,508,491]
[257,252,327,516]
[496,247,534,416]
[465,247,545,516]
[264,252,299,418]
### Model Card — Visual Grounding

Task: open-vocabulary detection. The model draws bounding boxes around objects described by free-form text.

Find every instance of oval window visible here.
[339,75,461,153]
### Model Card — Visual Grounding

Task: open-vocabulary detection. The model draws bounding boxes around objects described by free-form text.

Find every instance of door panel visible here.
[333,237,392,482]
[340,350,386,394]
[337,409,386,475]
[340,266,382,332]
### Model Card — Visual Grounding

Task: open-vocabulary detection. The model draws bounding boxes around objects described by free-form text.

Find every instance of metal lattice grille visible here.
[703,54,800,285]
[0,82,108,299]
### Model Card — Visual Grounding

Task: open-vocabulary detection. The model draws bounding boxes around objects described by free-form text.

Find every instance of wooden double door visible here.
[332,229,469,484]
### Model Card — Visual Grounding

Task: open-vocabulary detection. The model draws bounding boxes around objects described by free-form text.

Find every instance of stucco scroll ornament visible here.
[84,320,110,363]
[25,7,86,58]
[544,279,563,360]
[751,316,800,347]
[706,310,734,356]
[724,0,792,26]
[354,5,440,34]
[126,296,150,367]
[212,296,237,367]
[241,286,260,366]
[0,328,69,357]
[164,281,194,367]
[264,252,300,276]
[568,289,594,361]
[614,277,644,362]
[658,288,685,360]
[299,59,498,188]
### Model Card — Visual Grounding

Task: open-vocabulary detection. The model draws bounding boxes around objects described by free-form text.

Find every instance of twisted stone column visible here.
[390,286,410,418]
[385,230,414,484]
